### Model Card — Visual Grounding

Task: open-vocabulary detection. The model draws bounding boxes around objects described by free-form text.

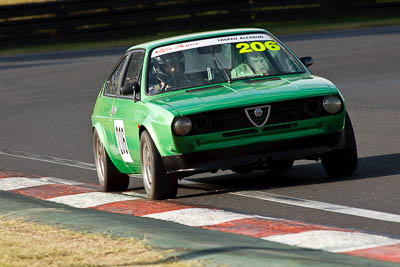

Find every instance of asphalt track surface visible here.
[0,25,399,244]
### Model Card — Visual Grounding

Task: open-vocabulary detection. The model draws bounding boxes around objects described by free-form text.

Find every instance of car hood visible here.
[152,75,336,115]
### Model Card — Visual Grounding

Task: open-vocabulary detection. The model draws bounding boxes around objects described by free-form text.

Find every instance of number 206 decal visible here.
[236,41,280,53]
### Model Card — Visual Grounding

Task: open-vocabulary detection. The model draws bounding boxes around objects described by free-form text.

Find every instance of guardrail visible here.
[1,0,399,47]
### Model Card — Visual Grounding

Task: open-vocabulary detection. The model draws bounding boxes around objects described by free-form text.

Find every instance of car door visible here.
[112,50,145,173]
[99,54,131,172]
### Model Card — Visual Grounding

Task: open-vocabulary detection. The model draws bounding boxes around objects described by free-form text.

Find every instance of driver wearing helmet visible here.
[149,51,188,93]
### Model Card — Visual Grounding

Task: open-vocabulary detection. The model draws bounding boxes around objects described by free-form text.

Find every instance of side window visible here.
[122,52,145,88]
[104,56,128,96]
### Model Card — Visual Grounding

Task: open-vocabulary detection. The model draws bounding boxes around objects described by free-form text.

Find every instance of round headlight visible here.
[323,95,342,114]
[172,117,192,136]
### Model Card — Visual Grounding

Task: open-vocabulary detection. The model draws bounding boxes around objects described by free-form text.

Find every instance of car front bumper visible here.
[162,131,343,176]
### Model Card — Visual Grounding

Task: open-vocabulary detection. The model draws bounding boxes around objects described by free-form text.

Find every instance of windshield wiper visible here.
[211,46,231,84]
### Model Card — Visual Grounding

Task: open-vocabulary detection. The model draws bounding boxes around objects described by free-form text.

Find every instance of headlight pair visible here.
[172,96,341,136]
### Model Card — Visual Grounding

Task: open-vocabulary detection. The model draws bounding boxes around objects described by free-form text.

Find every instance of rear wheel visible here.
[140,131,178,200]
[93,129,129,191]
[321,112,358,177]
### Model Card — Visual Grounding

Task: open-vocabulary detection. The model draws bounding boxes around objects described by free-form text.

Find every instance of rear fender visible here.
[93,123,108,151]
[92,123,124,171]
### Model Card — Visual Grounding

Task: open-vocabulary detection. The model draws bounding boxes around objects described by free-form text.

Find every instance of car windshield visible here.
[147,33,305,94]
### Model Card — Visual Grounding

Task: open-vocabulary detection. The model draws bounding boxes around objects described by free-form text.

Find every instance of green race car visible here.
[91,28,357,200]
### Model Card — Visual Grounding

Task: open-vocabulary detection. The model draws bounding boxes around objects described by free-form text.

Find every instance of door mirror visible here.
[300,57,314,67]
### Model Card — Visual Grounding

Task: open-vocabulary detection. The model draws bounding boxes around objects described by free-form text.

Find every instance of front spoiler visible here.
[162,132,343,176]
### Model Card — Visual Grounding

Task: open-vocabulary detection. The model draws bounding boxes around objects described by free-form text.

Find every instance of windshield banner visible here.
[151,34,272,58]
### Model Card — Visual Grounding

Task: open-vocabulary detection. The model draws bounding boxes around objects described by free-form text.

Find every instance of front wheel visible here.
[93,129,130,191]
[321,112,358,177]
[140,131,178,200]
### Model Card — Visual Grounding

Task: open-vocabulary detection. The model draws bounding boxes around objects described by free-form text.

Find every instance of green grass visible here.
[0,216,200,267]
[1,15,400,56]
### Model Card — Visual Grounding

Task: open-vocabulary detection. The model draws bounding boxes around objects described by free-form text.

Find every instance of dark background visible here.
[1,0,400,48]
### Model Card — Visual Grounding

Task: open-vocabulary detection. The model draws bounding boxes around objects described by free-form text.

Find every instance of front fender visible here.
[137,100,179,157]
[140,117,177,157]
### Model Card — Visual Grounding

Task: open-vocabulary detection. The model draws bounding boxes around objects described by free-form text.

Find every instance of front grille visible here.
[187,96,335,136]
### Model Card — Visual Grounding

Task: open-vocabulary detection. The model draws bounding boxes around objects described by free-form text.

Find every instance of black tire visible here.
[269,160,294,172]
[321,112,358,177]
[140,131,178,200]
[93,129,130,192]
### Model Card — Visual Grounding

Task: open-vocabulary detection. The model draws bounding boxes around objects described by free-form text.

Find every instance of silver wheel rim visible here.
[142,142,153,190]
[94,134,105,186]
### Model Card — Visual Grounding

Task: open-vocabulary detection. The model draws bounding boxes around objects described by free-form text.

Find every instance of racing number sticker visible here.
[114,120,133,163]
[236,41,280,53]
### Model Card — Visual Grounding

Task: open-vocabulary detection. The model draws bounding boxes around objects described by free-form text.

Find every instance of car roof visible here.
[127,28,269,52]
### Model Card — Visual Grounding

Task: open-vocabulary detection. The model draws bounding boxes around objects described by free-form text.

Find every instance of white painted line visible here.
[231,191,400,224]
[263,230,400,253]
[47,192,139,208]
[0,177,54,191]
[0,149,96,171]
[143,208,254,227]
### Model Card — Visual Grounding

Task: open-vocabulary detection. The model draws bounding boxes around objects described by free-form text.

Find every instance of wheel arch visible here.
[139,124,161,153]
[92,123,114,167]
[93,123,135,174]
[138,122,171,157]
